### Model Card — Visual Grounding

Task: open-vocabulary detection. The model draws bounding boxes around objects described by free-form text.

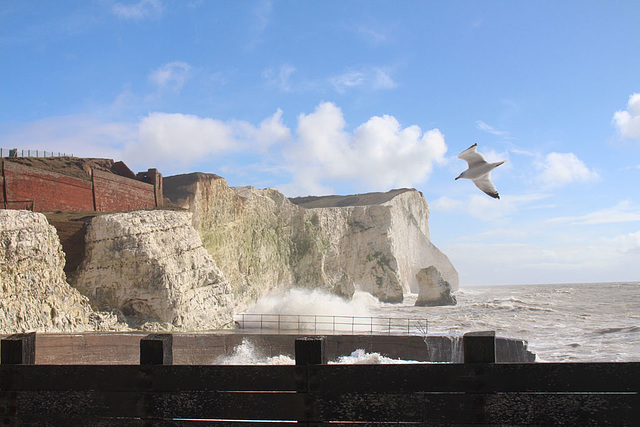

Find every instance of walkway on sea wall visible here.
[0,331,535,364]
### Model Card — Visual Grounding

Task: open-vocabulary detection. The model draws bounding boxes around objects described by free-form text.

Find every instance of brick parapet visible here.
[1,160,161,212]
[92,169,156,212]
[3,161,94,211]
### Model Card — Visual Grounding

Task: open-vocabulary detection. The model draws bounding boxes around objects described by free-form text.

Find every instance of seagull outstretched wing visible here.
[458,143,488,167]
[473,174,499,199]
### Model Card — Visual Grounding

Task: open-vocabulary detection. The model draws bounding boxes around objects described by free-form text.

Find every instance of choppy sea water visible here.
[375,282,640,362]
[234,282,640,363]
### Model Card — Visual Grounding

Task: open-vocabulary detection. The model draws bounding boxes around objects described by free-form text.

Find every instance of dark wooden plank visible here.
[1,390,305,420]
[295,337,326,365]
[2,363,639,393]
[309,363,640,393]
[140,334,173,365]
[0,365,300,392]
[2,417,301,426]
[312,392,640,425]
[463,331,495,363]
[1,333,36,365]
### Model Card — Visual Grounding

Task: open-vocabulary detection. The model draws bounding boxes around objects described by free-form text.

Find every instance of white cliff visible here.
[163,173,298,312]
[164,173,458,306]
[292,189,459,302]
[0,210,120,333]
[70,210,235,330]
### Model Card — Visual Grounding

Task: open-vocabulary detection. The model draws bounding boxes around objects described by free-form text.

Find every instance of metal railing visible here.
[233,313,428,335]
[1,148,73,158]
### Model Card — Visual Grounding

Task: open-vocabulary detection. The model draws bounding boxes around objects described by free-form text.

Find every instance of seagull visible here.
[455,143,506,199]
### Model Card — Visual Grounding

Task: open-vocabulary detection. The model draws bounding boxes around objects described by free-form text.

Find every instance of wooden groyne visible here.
[1,332,638,425]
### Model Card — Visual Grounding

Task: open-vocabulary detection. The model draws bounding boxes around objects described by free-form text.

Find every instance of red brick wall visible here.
[92,169,156,212]
[1,175,5,205]
[3,161,94,212]
[1,161,158,212]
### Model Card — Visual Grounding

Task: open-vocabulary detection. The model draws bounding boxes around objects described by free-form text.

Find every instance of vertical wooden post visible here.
[140,334,173,365]
[463,331,496,363]
[1,332,36,364]
[295,337,325,426]
[295,337,326,365]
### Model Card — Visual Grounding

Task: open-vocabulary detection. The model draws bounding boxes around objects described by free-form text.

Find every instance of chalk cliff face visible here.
[163,174,298,312]
[164,173,458,307]
[0,210,121,333]
[70,210,235,330]
[1,174,458,333]
[291,189,459,302]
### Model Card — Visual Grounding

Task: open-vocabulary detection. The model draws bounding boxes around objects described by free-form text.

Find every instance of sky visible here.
[1,1,639,287]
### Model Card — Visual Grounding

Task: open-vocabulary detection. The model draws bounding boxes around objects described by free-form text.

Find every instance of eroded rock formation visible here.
[415,265,457,307]
[0,210,121,333]
[70,210,235,330]
[164,173,458,307]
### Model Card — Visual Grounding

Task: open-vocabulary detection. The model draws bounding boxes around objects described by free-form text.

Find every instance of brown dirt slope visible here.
[289,188,414,208]
[3,157,120,180]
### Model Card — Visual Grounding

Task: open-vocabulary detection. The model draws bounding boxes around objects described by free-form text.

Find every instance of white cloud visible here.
[284,102,446,195]
[112,0,163,20]
[232,108,292,151]
[431,193,548,221]
[430,196,464,212]
[245,0,272,49]
[329,71,366,93]
[1,102,442,193]
[371,68,397,90]
[0,114,135,159]
[355,24,387,45]
[612,231,640,254]
[475,120,510,138]
[613,93,640,139]
[549,201,640,225]
[535,152,599,188]
[149,61,192,92]
[127,109,290,168]
[447,238,630,286]
[329,68,396,93]
[263,64,296,91]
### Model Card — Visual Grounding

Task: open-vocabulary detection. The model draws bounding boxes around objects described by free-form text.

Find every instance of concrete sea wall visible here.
[18,332,536,364]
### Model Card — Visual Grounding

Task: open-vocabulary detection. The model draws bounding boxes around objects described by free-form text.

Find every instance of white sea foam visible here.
[215,339,424,365]
[214,339,295,365]
[329,349,425,364]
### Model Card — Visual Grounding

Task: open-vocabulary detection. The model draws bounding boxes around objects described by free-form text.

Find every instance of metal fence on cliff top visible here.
[1,148,73,158]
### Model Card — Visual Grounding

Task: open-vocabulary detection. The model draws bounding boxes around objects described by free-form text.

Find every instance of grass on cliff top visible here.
[289,188,413,209]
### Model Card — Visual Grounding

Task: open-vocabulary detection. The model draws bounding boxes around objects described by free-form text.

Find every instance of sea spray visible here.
[236,288,382,332]
[214,339,295,365]
[246,288,380,316]
[215,339,426,365]
[329,349,426,364]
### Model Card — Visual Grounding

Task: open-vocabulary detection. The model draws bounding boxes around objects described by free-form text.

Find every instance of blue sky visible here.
[2,1,639,286]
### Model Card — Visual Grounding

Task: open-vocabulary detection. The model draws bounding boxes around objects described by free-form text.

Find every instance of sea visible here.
[235,281,640,364]
[377,281,640,363]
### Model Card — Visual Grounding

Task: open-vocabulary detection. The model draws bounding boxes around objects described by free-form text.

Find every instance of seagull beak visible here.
[454,175,461,180]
